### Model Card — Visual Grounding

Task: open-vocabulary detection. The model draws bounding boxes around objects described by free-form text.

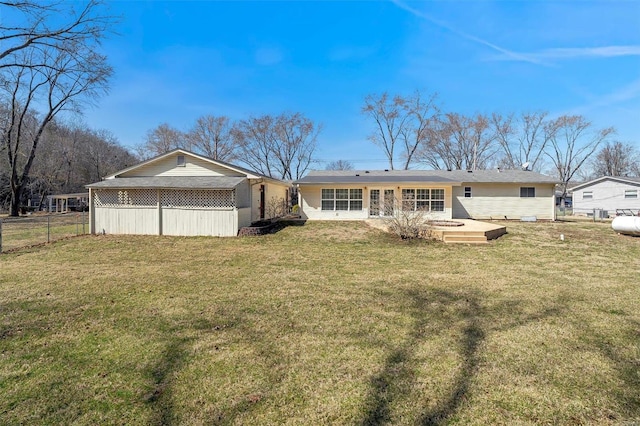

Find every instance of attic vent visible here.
[177,155,186,167]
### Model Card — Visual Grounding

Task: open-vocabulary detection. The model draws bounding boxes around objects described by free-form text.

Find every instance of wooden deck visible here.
[366,218,507,244]
[429,219,506,244]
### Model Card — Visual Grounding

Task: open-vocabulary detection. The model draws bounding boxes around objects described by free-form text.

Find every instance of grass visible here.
[0,220,639,425]
[0,213,88,251]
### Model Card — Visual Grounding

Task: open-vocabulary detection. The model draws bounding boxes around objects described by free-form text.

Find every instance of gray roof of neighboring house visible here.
[571,176,640,191]
[294,169,558,185]
[86,176,246,190]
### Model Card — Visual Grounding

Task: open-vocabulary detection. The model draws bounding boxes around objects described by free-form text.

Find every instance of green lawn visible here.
[0,220,639,425]
[0,213,88,252]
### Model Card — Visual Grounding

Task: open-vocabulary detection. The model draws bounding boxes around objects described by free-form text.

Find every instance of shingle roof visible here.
[86,176,246,190]
[294,169,558,185]
[571,176,640,191]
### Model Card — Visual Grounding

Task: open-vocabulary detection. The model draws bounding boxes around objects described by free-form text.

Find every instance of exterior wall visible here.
[91,188,244,237]
[119,152,245,178]
[94,206,159,235]
[250,181,291,222]
[572,179,640,215]
[237,207,252,228]
[235,180,251,208]
[452,183,556,220]
[161,208,237,237]
[299,184,453,221]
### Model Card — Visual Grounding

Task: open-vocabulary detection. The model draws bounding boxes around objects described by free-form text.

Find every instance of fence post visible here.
[0,218,3,253]
[76,214,79,235]
[47,215,51,243]
[82,210,86,234]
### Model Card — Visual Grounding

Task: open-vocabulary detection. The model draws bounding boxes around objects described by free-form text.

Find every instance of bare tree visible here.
[591,141,639,177]
[25,122,135,207]
[136,123,186,159]
[325,159,354,170]
[234,112,319,180]
[492,111,553,171]
[546,115,615,204]
[419,113,498,170]
[186,115,237,161]
[362,90,439,170]
[0,1,114,216]
[0,1,116,70]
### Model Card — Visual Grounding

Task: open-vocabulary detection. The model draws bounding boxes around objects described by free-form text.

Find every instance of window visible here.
[520,187,535,198]
[321,189,334,210]
[624,190,638,199]
[431,189,445,212]
[583,191,593,199]
[400,188,445,212]
[177,155,186,167]
[321,188,363,211]
[464,186,472,198]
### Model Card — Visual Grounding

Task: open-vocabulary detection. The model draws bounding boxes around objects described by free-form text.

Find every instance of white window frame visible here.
[464,186,472,198]
[401,188,445,212]
[177,155,186,167]
[321,188,363,211]
[520,187,536,198]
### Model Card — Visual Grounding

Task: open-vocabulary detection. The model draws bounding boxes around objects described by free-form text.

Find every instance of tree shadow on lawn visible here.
[574,315,640,420]
[360,288,484,426]
[359,288,570,426]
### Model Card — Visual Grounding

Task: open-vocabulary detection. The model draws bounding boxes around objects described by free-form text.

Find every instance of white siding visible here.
[453,183,555,220]
[119,152,245,178]
[161,208,237,237]
[94,207,158,235]
[238,207,252,228]
[235,181,251,208]
[573,179,640,215]
[91,188,243,237]
[299,185,453,221]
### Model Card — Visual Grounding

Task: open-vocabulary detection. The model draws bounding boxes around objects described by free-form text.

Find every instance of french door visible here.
[369,189,395,217]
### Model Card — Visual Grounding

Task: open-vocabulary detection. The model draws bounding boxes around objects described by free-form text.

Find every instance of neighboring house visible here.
[86,149,289,237]
[571,176,640,217]
[294,169,558,221]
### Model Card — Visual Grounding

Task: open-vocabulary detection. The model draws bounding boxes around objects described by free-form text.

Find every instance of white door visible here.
[369,189,395,217]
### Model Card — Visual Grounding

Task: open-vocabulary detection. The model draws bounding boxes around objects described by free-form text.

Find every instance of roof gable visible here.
[105,149,267,180]
[571,176,640,192]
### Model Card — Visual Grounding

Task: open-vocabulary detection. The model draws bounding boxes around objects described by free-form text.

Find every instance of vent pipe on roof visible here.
[355,174,360,177]
[365,171,370,174]
[384,169,389,172]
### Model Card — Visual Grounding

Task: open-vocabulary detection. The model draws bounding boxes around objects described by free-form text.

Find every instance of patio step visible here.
[442,234,488,244]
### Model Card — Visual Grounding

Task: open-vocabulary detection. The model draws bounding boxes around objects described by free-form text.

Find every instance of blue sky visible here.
[83,0,640,170]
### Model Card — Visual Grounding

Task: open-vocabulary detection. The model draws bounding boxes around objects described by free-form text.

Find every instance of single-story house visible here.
[294,169,558,221]
[86,149,290,236]
[571,176,640,217]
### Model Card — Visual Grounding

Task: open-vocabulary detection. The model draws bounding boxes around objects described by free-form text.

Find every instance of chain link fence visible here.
[0,212,88,253]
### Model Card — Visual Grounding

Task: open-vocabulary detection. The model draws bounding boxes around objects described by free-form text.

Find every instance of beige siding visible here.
[119,152,245,178]
[161,208,237,237]
[94,207,158,235]
[573,179,640,215]
[251,181,291,222]
[453,183,555,220]
[300,184,453,221]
